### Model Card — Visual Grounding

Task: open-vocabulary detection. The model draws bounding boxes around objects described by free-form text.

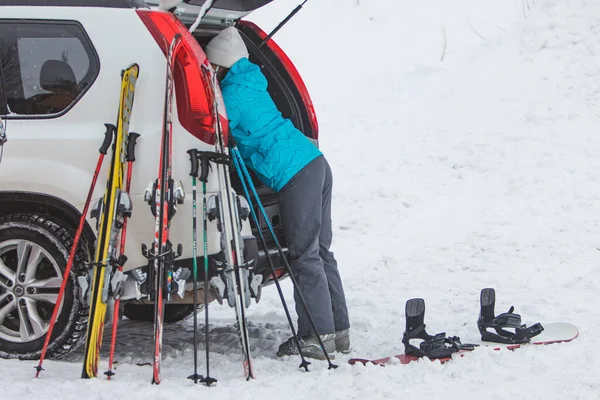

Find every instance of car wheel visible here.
[0,214,88,360]
[123,303,203,323]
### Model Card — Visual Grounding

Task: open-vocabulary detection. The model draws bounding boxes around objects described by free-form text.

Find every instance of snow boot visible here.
[277,334,336,360]
[335,329,351,354]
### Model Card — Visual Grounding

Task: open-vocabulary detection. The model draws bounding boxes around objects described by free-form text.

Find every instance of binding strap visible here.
[478,306,544,344]
[403,324,476,359]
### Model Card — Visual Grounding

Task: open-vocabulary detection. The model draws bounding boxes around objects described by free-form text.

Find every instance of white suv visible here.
[0,0,320,360]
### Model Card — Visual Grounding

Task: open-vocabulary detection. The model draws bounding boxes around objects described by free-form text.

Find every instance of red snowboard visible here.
[348,322,578,367]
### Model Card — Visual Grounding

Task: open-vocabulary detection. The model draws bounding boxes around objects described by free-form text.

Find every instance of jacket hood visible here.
[221,58,268,92]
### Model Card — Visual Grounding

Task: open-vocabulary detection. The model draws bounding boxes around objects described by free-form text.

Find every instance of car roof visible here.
[0,0,147,7]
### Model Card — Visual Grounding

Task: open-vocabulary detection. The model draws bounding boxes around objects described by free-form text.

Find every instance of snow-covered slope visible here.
[3,0,599,399]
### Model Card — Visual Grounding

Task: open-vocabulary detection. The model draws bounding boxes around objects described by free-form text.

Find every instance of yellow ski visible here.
[81,64,139,378]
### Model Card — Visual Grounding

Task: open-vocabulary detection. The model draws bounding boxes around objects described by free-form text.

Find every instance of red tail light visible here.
[239,20,319,140]
[136,10,228,145]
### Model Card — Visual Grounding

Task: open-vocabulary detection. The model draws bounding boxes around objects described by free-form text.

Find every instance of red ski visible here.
[142,33,184,385]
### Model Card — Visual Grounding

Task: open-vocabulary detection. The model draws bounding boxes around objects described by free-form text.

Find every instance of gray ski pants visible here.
[277,155,350,337]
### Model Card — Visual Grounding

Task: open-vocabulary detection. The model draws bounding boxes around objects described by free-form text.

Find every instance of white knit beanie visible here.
[205,26,249,69]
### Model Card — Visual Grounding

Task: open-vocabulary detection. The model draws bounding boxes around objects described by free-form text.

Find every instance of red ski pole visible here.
[35,124,115,378]
[105,132,140,380]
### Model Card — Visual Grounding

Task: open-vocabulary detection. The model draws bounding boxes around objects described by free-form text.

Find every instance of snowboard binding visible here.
[402,298,477,359]
[477,288,544,344]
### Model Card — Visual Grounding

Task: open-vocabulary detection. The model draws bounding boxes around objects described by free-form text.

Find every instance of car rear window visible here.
[0,20,99,117]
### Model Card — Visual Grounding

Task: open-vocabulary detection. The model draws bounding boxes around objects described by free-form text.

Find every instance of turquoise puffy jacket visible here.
[220,57,322,192]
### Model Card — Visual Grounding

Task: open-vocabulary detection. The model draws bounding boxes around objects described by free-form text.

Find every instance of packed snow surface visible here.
[2,0,599,399]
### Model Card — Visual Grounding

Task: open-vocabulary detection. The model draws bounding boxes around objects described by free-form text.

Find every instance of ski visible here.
[81,63,139,379]
[142,34,184,385]
[202,64,255,380]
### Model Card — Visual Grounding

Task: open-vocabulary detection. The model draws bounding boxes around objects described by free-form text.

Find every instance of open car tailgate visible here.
[146,0,274,26]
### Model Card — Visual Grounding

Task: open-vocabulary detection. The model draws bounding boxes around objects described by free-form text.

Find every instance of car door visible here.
[0,14,102,202]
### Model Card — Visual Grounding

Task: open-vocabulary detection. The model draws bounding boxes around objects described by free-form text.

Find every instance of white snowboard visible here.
[472,322,579,349]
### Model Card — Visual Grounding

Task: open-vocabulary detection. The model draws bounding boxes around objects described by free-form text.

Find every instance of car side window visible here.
[0,20,99,117]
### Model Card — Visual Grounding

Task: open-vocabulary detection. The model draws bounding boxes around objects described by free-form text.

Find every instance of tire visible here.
[123,303,202,323]
[0,214,89,360]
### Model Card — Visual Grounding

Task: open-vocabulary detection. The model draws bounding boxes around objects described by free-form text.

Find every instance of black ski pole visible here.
[229,144,311,372]
[188,149,223,385]
[258,0,308,49]
[229,142,337,369]
[197,151,218,386]
[186,149,205,384]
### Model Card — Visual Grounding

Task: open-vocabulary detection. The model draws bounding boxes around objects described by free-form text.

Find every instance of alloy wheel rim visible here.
[0,239,64,343]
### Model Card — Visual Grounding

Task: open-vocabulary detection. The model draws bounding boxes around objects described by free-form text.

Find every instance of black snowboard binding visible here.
[402,298,477,359]
[477,288,544,345]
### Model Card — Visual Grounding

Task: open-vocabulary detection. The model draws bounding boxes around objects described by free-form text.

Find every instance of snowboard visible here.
[349,322,578,366]
[349,288,579,368]
[473,321,579,349]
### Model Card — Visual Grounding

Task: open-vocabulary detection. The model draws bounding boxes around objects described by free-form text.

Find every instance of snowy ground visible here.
[3,0,600,398]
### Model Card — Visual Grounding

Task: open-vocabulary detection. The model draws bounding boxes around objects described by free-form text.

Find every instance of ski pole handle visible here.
[127,132,140,162]
[100,123,116,154]
[198,153,210,183]
[187,149,199,177]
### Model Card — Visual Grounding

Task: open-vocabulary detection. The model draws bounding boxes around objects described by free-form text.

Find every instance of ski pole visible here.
[197,152,220,386]
[187,150,229,385]
[258,0,308,49]
[35,124,114,378]
[105,131,140,380]
[186,149,204,384]
[229,144,311,372]
[229,144,337,369]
